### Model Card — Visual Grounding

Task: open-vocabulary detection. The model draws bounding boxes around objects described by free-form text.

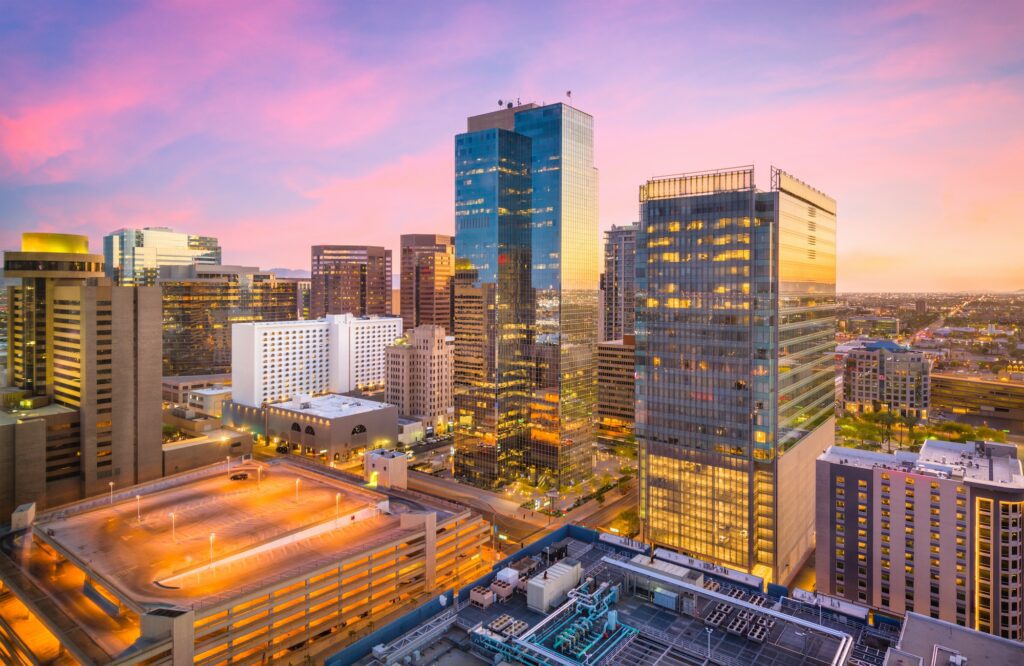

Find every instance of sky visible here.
[1,1,1022,292]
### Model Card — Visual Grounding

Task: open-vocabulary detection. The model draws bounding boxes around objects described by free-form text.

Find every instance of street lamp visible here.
[335,493,340,526]
[257,465,262,490]
[108,481,114,505]
[706,626,713,661]
[226,456,230,470]
[209,532,215,567]
[135,495,142,524]
[295,478,301,502]
[169,512,176,542]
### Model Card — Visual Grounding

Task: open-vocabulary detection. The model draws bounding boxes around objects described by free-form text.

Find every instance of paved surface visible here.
[33,462,415,610]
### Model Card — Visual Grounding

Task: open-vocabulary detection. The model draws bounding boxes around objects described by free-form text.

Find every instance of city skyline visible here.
[2,1,1023,292]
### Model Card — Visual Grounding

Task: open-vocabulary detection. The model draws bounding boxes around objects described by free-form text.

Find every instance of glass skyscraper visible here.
[453,102,599,488]
[603,223,638,341]
[103,227,221,286]
[636,166,836,585]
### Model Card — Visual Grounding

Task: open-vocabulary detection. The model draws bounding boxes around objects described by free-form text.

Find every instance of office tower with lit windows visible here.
[1,233,162,518]
[452,104,534,487]
[453,102,599,488]
[597,335,636,451]
[817,440,1024,640]
[603,223,638,341]
[103,226,221,286]
[637,166,837,585]
[400,234,455,335]
[159,264,298,376]
[310,245,392,319]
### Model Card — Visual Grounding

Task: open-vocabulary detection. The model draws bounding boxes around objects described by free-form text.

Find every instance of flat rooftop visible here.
[821,440,1024,490]
[189,386,231,396]
[888,612,1024,664]
[271,393,394,419]
[0,459,463,662]
[360,538,895,666]
[0,401,77,426]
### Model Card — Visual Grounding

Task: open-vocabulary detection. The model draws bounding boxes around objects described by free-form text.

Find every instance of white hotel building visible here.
[232,313,402,407]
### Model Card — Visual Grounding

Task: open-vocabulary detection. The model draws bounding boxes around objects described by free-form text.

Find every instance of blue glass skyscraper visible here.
[454,102,599,488]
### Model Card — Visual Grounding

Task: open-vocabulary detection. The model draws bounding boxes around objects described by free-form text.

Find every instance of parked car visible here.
[230,472,249,481]
[276,445,289,454]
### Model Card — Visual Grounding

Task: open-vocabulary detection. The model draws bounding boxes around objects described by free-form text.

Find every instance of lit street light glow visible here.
[170,512,176,542]
[108,481,114,504]
[135,495,142,525]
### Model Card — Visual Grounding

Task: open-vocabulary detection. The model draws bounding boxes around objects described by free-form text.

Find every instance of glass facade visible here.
[400,234,455,335]
[453,103,599,488]
[161,266,298,376]
[103,227,222,286]
[453,126,533,487]
[310,246,392,319]
[515,105,599,486]
[637,166,836,582]
[603,223,638,341]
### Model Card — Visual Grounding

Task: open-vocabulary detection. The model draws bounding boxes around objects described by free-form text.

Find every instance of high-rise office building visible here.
[636,166,837,585]
[103,226,221,286]
[277,276,311,319]
[603,223,638,341]
[1,233,162,517]
[817,441,1024,640]
[386,325,454,432]
[453,102,599,488]
[310,245,392,319]
[841,339,931,419]
[400,234,455,335]
[597,335,636,451]
[160,264,298,376]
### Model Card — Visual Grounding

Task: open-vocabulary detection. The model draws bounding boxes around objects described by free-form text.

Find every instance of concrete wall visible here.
[163,435,251,476]
[776,416,834,586]
[231,323,258,407]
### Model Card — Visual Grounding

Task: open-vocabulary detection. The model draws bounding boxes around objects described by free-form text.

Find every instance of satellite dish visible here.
[498,99,504,107]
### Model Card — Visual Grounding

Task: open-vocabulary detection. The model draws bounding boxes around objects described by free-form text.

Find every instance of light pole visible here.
[108,481,114,505]
[335,493,340,526]
[209,532,215,567]
[169,512,176,542]
[226,455,230,470]
[257,465,262,490]
[705,626,713,662]
[295,478,300,503]
[135,495,142,524]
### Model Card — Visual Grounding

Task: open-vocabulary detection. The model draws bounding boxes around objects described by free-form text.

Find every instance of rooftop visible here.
[269,392,394,419]
[0,401,77,426]
[189,386,231,397]
[0,459,460,661]
[820,439,1024,490]
[886,612,1024,665]
[357,535,896,666]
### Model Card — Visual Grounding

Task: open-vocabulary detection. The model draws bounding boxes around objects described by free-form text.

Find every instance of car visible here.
[276,445,289,454]
[230,472,249,481]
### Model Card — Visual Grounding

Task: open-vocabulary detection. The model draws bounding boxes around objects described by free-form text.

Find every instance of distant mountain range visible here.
[267,268,310,278]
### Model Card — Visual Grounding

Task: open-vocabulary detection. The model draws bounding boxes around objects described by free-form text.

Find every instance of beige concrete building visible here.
[596,335,635,451]
[817,440,1024,640]
[0,233,163,520]
[386,325,454,433]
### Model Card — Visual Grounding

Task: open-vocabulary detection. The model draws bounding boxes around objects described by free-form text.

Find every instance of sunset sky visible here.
[2,1,1022,292]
